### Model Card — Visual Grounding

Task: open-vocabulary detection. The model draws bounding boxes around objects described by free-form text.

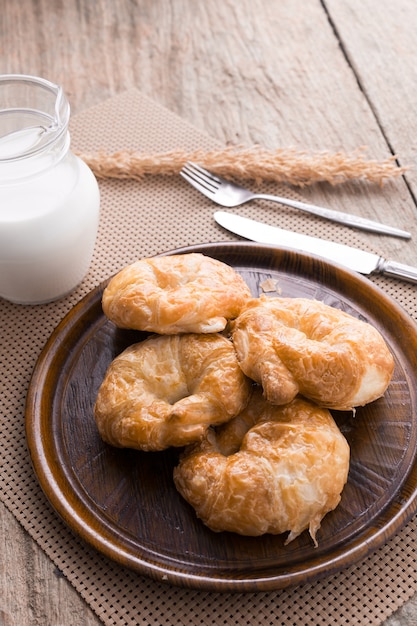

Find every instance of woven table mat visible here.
[1,89,417,626]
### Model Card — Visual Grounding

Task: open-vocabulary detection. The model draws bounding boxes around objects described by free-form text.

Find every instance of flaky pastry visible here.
[174,389,350,543]
[102,253,252,334]
[94,333,251,451]
[232,295,394,410]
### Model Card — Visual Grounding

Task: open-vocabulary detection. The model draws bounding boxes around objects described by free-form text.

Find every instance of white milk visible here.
[0,75,100,304]
[0,146,100,304]
[0,74,100,304]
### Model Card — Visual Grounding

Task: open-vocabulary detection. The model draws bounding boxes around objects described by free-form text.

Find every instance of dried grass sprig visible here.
[75,146,408,187]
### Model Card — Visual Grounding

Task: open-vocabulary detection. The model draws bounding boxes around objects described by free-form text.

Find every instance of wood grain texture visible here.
[326,0,417,168]
[0,501,101,626]
[1,0,414,260]
[1,0,417,622]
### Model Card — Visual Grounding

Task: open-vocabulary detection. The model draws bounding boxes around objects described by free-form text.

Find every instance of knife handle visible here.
[381,259,417,284]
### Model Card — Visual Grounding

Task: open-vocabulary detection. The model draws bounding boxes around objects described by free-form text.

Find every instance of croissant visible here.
[102,253,252,334]
[231,295,394,410]
[94,333,251,451]
[174,388,350,544]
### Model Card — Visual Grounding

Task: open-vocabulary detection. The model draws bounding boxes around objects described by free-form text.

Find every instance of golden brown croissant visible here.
[231,295,394,410]
[102,253,252,334]
[94,333,251,451]
[174,388,350,544]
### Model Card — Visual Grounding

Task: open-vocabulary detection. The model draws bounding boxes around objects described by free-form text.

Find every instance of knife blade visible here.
[214,211,417,284]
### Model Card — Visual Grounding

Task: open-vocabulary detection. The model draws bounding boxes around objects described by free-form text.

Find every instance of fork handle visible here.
[253,193,410,239]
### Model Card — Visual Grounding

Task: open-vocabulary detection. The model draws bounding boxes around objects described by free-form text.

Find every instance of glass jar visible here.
[0,74,100,304]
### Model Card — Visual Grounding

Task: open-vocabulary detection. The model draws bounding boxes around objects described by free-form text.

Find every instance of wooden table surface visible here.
[1,0,417,624]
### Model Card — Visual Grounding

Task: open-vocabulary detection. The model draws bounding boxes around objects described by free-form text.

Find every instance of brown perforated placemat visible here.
[1,89,417,625]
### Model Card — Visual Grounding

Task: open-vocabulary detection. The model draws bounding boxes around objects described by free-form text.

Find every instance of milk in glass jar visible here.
[0,74,100,304]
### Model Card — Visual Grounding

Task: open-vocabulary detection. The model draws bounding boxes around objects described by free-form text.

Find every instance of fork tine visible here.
[181,164,216,192]
[186,162,222,184]
[181,161,222,193]
[179,168,215,195]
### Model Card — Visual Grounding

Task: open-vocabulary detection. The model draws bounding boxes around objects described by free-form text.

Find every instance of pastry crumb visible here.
[260,278,281,293]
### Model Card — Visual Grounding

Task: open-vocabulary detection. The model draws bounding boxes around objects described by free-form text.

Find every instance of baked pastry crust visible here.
[174,388,350,543]
[102,253,252,334]
[232,295,394,410]
[94,333,251,451]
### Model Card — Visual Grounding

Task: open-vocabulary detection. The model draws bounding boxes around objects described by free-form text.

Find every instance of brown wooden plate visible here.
[25,242,417,592]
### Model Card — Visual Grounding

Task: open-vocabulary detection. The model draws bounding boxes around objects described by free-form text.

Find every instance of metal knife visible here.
[214,211,417,284]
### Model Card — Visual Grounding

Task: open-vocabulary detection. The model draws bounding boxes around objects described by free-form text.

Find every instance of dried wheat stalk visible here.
[75,146,407,187]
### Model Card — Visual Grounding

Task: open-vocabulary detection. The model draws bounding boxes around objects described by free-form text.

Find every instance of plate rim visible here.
[25,241,417,591]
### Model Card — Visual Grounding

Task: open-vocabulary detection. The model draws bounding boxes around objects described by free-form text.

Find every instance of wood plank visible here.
[324,0,417,187]
[2,0,412,251]
[0,500,101,625]
[0,0,401,150]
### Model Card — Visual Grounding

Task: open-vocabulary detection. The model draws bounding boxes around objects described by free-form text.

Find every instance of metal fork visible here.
[180,161,411,239]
